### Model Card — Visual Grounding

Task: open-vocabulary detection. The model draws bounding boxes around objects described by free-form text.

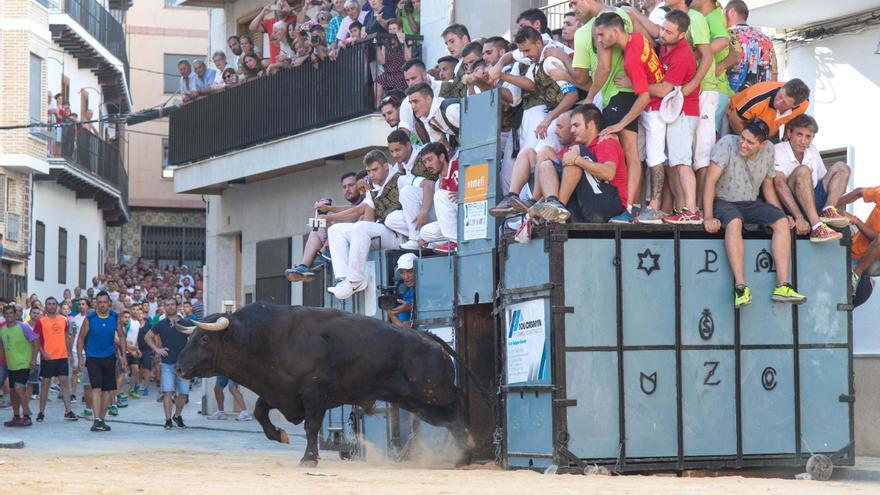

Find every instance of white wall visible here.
[778,26,880,354]
[46,44,106,122]
[29,181,107,298]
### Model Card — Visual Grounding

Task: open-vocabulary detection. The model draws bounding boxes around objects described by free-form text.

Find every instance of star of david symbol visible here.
[637,248,661,276]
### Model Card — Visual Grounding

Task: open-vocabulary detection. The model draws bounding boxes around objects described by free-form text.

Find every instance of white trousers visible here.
[499,130,515,195]
[520,105,561,152]
[694,91,719,169]
[395,184,434,240]
[327,220,400,283]
[420,188,458,243]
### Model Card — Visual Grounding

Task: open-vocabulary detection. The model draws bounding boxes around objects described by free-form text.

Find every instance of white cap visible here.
[396,253,417,271]
[659,86,684,124]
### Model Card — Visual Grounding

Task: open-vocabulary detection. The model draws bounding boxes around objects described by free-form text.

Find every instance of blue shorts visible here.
[160,363,190,395]
[815,181,828,210]
[215,375,237,388]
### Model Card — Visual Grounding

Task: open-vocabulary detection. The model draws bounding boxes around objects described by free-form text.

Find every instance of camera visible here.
[378,284,403,311]
[311,35,321,44]
[307,217,326,230]
[404,0,414,14]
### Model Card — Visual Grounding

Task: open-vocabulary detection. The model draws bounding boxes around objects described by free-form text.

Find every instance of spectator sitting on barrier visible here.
[436,56,457,82]
[703,119,806,309]
[490,110,576,218]
[771,114,850,243]
[530,104,627,224]
[438,24,471,98]
[327,151,411,299]
[387,130,437,250]
[386,253,417,327]
[249,1,297,64]
[286,172,367,283]
[240,53,264,81]
[837,187,880,302]
[417,142,459,254]
[227,35,243,70]
[405,82,460,151]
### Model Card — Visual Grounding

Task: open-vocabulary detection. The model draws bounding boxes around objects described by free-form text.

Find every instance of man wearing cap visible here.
[387,253,417,327]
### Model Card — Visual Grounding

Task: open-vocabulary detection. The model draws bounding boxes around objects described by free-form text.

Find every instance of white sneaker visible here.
[328,279,367,300]
[399,240,420,250]
[235,411,252,421]
[207,411,227,420]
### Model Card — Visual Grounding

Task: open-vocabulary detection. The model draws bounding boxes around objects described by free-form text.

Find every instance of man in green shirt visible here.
[694,0,739,132]
[569,0,643,222]
[0,305,39,427]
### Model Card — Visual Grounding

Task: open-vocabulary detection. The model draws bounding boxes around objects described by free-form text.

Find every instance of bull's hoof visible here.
[454,451,473,467]
[278,428,290,444]
[299,457,319,468]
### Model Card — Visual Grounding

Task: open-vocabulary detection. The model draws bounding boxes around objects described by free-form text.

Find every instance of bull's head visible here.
[174,315,232,379]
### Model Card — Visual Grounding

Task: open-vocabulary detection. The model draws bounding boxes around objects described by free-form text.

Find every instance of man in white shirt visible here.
[335,0,367,43]
[404,83,461,150]
[481,37,523,194]
[387,130,437,250]
[398,59,444,143]
[772,114,850,242]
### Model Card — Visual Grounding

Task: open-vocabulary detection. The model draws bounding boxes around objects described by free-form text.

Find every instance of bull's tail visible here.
[421,331,495,409]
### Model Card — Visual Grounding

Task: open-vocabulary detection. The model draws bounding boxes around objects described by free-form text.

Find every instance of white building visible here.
[26,0,131,298]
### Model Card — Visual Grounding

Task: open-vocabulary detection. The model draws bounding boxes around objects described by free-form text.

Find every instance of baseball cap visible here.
[396,253,417,271]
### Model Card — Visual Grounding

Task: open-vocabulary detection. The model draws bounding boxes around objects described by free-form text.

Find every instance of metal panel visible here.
[681,350,737,456]
[795,240,848,344]
[623,350,678,458]
[504,240,550,290]
[457,90,500,305]
[680,239,734,346]
[565,351,619,459]
[416,255,456,320]
[740,239,793,346]
[741,349,795,454]
[799,349,850,453]
[564,238,617,347]
[505,391,554,468]
[255,237,292,304]
[621,239,675,346]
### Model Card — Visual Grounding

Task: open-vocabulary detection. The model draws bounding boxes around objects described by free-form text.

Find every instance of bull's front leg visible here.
[254,397,289,444]
[299,409,325,467]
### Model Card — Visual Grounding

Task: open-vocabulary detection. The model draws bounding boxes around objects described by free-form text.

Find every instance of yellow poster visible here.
[463,163,489,203]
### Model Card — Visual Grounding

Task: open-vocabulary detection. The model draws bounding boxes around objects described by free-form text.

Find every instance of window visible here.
[79,235,88,290]
[35,221,46,281]
[141,226,206,266]
[58,228,67,285]
[162,138,174,179]
[163,53,205,94]
[28,54,43,128]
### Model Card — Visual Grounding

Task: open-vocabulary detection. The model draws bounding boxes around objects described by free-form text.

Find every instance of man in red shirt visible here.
[417,142,459,253]
[649,10,703,225]
[531,104,628,223]
[248,1,297,64]
[593,11,664,223]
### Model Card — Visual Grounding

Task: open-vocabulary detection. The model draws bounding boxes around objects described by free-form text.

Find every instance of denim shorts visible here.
[160,362,190,395]
[215,375,237,388]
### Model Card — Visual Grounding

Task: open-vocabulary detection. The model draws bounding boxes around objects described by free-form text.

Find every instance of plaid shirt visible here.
[326,15,342,45]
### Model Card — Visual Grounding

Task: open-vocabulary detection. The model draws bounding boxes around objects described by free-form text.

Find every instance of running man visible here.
[0,304,38,427]
[76,291,127,432]
[33,297,77,421]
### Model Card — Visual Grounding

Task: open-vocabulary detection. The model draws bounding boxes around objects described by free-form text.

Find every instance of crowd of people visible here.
[178,0,422,107]
[285,0,879,310]
[0,261,251,430]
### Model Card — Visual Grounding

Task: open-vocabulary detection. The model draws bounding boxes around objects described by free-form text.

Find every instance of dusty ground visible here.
[0,450,875,495]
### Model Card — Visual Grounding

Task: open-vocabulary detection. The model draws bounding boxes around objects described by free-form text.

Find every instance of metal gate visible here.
[140,225,206,267]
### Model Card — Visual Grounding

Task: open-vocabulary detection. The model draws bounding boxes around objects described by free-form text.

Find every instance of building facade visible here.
[108,0,208,268]
[1,0,130,300]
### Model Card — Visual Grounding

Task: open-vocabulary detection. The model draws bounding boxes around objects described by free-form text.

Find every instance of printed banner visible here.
[463,162,489,203]
[505,299,547,384]
[463,200,488,241]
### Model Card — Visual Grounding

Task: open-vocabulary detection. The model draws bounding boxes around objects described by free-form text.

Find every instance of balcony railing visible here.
[59,0,129,77]
[0,272,27,302]
[169,34,422,166]
[50,125,128,204]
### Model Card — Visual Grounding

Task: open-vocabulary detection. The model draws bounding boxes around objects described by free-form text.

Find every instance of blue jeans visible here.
[160,363,190,395]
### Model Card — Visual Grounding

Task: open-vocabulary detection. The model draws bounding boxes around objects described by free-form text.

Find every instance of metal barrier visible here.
[168,34,422,166]
[51,127,128,203]
[498,223,854,473]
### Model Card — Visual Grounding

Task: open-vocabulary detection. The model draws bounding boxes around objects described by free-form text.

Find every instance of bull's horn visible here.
[195,317,230,331]
[174,322,196,335]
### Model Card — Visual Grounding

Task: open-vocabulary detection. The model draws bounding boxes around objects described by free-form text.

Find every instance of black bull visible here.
[174,302,475,466]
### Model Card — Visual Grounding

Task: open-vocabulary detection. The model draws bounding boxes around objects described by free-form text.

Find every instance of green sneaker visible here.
[130,391,141,399]
[109,404,119,416]
[734,285,752,309]
[118,393,129,400]
[78,409,94,419]
[772,283,807,304]
[116,400,128,408]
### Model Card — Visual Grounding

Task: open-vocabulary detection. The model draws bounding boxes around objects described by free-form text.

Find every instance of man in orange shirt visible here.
[837,186,880,304]
[33,297,77,422]
[728,79,810,138]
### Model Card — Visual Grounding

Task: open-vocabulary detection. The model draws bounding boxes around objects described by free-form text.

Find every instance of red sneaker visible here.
[64,411,79,421]
[433,242,457,254]
[820,206,849,228]
[810,223,842,243]
[664,208,704,225]
[3,416,21,427]
[19,416,32,426]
